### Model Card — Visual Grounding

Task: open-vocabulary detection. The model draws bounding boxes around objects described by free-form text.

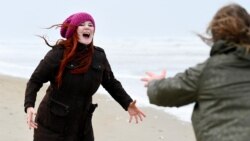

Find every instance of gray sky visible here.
[1,0,249,40]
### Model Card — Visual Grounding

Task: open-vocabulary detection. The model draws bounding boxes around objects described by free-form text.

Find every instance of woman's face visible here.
[77,21,95,45]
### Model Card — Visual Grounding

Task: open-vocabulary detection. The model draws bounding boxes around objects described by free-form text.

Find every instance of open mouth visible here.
[82,33,90,38]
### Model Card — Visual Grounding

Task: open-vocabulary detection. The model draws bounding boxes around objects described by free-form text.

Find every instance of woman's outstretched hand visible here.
[127,100,146,124]
[141,69,166,87]
[26,107,38,129]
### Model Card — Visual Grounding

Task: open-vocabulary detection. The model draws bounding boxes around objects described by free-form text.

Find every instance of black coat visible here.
[24,44,133,141]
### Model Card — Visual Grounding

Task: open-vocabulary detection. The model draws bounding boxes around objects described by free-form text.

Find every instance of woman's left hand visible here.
[141,69,166,87]
[127,100,146,123]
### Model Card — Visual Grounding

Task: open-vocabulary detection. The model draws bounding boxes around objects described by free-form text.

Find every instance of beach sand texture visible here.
[0,74,195,141]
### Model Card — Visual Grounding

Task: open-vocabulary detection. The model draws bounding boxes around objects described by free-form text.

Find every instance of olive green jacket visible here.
[148,40,250,141]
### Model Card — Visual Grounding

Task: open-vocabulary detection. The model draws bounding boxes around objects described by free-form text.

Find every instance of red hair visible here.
[56,32,94,87]
[40,24,94,87]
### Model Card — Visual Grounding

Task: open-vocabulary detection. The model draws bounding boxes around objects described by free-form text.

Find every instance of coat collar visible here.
[210,40,237,56]
[76,42,91,52]
[210,40,250,60]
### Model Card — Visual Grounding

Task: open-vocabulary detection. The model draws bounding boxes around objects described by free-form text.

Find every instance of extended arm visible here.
[101,53,145,123]
[24,47,63,111]
[143,62,207,107]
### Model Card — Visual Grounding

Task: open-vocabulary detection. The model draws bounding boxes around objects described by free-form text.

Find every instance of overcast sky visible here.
[1,0,249,40]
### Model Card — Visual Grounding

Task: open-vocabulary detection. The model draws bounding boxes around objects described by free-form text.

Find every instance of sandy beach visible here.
[0,74,195,141]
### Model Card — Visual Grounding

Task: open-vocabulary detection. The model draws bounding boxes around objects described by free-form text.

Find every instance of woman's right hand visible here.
[26,107,38,129]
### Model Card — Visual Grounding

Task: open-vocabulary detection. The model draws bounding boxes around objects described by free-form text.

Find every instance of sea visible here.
[0,36,210,122]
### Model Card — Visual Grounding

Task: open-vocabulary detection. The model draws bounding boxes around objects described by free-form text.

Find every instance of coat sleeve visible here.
[147,61,207,107]
[101,53,133,111]
[24,47,63,112]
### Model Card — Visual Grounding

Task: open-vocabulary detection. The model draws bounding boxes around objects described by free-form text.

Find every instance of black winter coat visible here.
[24,44,133,141]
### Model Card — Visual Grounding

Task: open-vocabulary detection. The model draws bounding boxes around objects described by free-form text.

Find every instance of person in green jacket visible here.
[141,3,250,141]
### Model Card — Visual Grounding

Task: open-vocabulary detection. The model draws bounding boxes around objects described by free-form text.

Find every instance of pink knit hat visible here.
[60,12,95,39]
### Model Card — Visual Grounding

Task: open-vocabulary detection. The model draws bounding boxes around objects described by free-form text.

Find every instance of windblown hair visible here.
[200,3,250,47]
[40,24,94,87]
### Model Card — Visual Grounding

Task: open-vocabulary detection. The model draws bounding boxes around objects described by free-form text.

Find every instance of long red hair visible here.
[56,33,94,86]
[40,25,94,87]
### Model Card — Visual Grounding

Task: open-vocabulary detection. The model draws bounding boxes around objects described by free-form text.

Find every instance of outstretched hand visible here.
[26,107,38,129]
[127,100,146,124]
[141,69,166,87]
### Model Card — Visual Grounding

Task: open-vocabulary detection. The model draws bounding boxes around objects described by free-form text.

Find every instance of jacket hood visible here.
[210,40,250,61]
